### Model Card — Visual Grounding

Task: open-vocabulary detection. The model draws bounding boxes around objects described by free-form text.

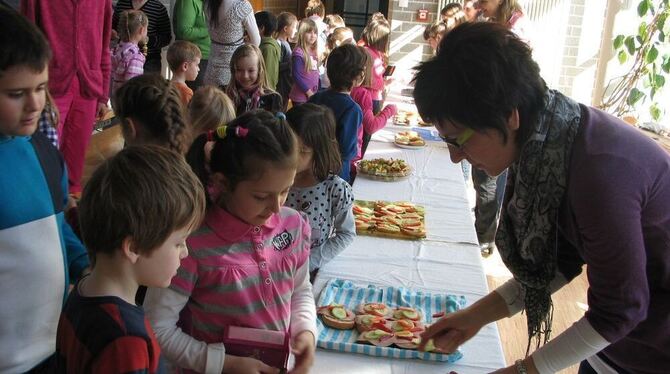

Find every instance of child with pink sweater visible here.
[350,46,396,162]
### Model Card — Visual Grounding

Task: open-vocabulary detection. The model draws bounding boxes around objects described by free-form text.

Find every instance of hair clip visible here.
[213,125,249,139]
[276,112,287,121]
[235,127,249,138]
[215,125,229,139]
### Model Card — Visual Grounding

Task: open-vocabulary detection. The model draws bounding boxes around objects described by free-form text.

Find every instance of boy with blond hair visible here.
[167,40,202,105]
[55,145,206,372]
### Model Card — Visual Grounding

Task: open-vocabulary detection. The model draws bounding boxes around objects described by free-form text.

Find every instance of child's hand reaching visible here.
[289,331,315,374]
[223,355,279,374]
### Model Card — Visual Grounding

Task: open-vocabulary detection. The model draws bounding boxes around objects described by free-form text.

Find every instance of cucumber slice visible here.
[402,310,418,319]
[331,307,347,320]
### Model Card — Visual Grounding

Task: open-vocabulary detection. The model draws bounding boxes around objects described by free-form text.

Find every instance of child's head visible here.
[296,18,319,72]
[324,14,345,33]
[440,3,462,22]
[0,7,51,136]
[297,18,319,51]
[227,44,268,92]
[187,110,298,226]
[117,9,148,43]
[113,74,190,154]
[326,27,354,51]
[286,103,341,181]
[276,12,298,39]
[327,44,366,92]
[167,40,202,81]
[361,15,390,54]
[423,22,448,51]
[188,85,235,137]
[304,0,325,18]
[254,11,277,37]
[79,145,205,286]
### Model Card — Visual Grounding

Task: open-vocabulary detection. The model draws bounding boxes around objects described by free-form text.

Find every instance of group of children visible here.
[0,2,401,372]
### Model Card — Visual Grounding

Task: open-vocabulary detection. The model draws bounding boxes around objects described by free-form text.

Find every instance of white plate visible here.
[394,142,426,150]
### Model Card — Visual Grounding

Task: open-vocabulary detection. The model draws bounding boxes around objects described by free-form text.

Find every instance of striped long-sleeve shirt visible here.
[144,206,318,374]
[111,41,145,93]
[55,282,164,373]
[113,0,172,61]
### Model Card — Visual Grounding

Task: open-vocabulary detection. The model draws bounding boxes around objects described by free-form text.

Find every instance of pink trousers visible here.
[53,76,98,195]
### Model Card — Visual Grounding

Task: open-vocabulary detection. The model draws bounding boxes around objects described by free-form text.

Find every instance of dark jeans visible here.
[472,168,507,244]
[186,58,208,91]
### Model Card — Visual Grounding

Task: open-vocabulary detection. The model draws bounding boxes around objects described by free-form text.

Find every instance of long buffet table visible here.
[310,123,507,373]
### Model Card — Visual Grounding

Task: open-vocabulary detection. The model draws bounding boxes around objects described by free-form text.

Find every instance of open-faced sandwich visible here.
[355,302,394,318]
[354,314,392,333]
[395,131,426,147]
[317,304,355,330]
[392,306,423,321]
[356,329,396,347]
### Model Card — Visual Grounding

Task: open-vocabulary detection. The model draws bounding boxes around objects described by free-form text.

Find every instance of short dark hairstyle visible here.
[0,7,51,74]
[413,22,547,146]
[167,40,202,71]
[79,145,206,266]
[286,103,341,181]
[254,11,277,37]
[327,44,365,92]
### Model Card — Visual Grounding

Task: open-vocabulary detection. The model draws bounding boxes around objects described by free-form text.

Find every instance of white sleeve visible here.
[494,272,569,316]
[144,287,226,374]
[289,262,318,342]
[243,11,261,46]
[532,317,610,374]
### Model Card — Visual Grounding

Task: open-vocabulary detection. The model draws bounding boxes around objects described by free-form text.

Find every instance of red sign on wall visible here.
[417,9,429,21]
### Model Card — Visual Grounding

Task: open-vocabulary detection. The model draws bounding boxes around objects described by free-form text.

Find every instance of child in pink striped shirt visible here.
[111,10,148,94]
[144,110,317,374]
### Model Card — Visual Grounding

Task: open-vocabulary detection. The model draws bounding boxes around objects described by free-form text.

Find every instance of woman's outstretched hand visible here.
[418,308,485,353]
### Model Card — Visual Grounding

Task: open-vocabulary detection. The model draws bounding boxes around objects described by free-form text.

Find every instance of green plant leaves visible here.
[638,0,650,17]
[627,88,646,106]
[647,45,659,63]
[618,50,629,64]
[650,103,662,121]
[625,36,637,55]
[613,34,625,49]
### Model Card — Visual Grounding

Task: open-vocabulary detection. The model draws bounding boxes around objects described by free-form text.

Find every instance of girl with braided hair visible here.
[113,74,190,154]
[145,109,317,374]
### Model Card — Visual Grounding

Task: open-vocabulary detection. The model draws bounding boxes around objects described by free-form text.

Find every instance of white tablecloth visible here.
[311,127,506,373]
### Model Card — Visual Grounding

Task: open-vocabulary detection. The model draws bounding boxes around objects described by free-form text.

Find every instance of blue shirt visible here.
[308,90,362,183]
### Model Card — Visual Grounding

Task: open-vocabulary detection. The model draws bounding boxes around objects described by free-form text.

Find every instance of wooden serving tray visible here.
[353,200,426,240]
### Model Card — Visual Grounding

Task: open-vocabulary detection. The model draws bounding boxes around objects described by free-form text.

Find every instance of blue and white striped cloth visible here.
[316,279,466,362]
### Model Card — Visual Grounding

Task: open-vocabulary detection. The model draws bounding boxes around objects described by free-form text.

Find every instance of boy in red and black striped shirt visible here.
[54,146,205,373]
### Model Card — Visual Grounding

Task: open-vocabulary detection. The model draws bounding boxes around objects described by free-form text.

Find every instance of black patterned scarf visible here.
[495,89,582,353]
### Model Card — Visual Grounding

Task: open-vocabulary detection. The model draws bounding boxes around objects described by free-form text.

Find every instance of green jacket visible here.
[173,0,210,59]
[260,36,280,90]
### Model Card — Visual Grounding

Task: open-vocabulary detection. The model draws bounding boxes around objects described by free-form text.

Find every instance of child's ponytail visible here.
[186,110,298,206]
[113,74,190,154]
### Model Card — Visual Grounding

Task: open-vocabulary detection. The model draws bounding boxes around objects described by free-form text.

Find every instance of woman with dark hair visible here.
[414,22,670,374]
